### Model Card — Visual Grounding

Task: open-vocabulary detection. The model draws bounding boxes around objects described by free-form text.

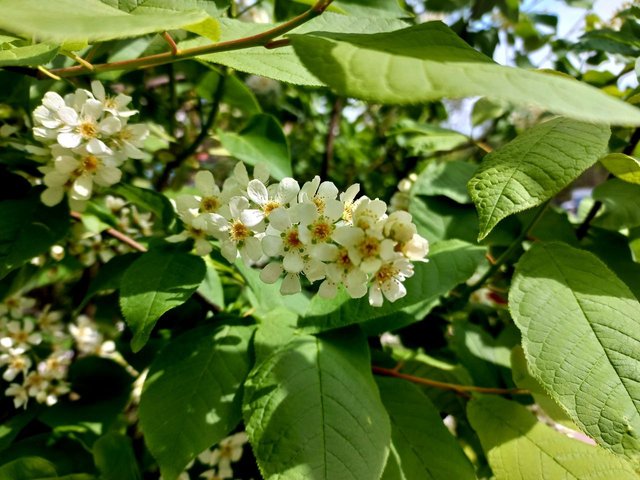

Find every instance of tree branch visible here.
[70,211,148,252]
[321,96,343,179]
[35,0,334,79]
[372,366,530,396]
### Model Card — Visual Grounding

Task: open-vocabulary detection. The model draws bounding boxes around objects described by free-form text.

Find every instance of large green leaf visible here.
[300,240,485,334]
[377,377,475,480]
[409,196,479,243]
[0,43,59,67]
[140,325,254,480]
[468,117,610,239]
[100,0,218,16]
[0,194,70,279]
[119,249,206,352]
[218,114,291,180]
[510,241,640,462]
[592,179,640,230]
[243,329,391,480]
[93,433,141,480]
[289,22,640,125]
[468,396,638,480]
[182,13,409,86]
[0,0,210,43]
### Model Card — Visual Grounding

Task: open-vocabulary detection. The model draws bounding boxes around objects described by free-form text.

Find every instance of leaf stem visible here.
[372,366,530,396]
[70,211,148,252]
[37,0,335,79]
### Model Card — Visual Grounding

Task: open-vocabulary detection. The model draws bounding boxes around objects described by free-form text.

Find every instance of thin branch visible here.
[576,127,640,240]
[162,32,180,56]
[36,0,335,79]
[372,366,530,396]
[321,96,343,178]
[70,211,148,252]
[155,71,226,190]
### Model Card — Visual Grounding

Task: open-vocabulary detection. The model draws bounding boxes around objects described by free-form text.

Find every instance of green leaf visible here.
[468,396,638,480]
[409,196,479,243]
[139,325,254,480]
[0,411,37,453]
[0,0,211,43]
[119,249,206,352]
[377,377,475,480]
[333,0,408,17]
[412,161,477,204]
[0,194,70,279]
[218,114,291,180]
[196,260,224,309]
[391,123,469,156]
[600,153,640,184]
[289,22,640,125]
[592,179,640,230]
[0,457,57,480]
[468,117,610,240]
[183,13,409,86]
[300,240,485,334]
[510,241,640,462]
[93,433,141,480]
[100,0,218,16]
[111,184,174,230]
[0,43,59,67]
[243,329,391,480]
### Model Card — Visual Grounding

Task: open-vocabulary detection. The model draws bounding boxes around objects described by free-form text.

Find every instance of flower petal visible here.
[260,262,283,284]
[247,179,269,206]
[280,273,301,295]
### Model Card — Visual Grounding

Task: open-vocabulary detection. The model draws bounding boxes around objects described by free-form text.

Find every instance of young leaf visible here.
[468,396,638,480]
[468,117,610,240]
[243,329,391,480]
[510,242,640,462]
[600,153,640,184]
[119,249,206,352]
[139,325,255,480]
[0,457,58,479]
[592,179,640,230]
[0,43,59,67]
[300,239,485,333]
[289,22,640,125]
[0,194,70,279]
[377,377,475,480]
[218,114,291,180]
[93,433,141,480]
[0,0,211,43]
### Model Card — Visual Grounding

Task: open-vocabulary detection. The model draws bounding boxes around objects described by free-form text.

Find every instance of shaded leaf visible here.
[93,433,141,480]
[600,153,640,184]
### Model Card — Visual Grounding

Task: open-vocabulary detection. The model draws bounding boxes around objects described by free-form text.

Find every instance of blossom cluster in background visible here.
[0,294,122,409]
[168,163,429,307]
[32,81,148,210]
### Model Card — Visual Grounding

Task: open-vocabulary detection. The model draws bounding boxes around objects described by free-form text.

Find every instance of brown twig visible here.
[32,0,334,79]
[372,366,530,396]
[70,211,148,252]
[162,32,180,55]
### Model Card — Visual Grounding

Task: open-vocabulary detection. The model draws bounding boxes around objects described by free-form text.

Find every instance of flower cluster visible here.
[169,163,429,307]
[1,293,123,409]
[32,81,148,210]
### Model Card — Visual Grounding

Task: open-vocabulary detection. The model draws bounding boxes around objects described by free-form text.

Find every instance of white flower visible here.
[0,352,32,382]
[69,315,103,354]
[56,97,121,150]
[167,199,219,256]
[332,225,394,274]
[109,122,148,160]
[351,196,387,232]
[401,233,429,261]
[91,80,138,118]
[24,371,49,403]
[0,319,42,353]
[221,162,270,198]
[211,196,264,264]
[38,350,73,380]
[198,432,247,474]
[5,382,29,409]
[318,246,368,300]
[368,256,414,307]
[245,177,300,224]
[0,295,36,319]
[339,183,360,223]
[298,176,341,216]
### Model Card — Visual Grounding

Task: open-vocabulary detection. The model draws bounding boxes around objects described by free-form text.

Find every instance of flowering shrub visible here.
[1,1,640,479]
